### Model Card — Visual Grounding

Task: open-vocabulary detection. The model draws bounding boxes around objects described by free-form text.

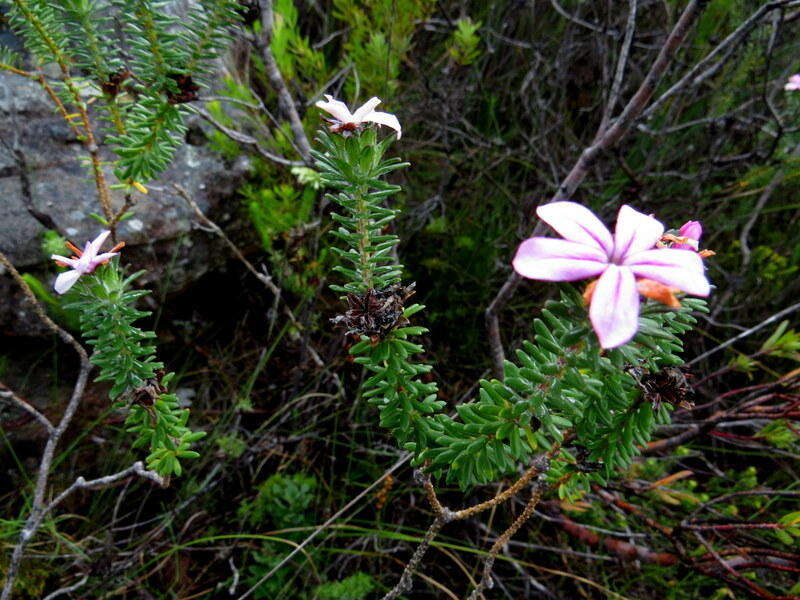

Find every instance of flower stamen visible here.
[582,280,598,304]
[636,279,681,308]
[65,240,83,256]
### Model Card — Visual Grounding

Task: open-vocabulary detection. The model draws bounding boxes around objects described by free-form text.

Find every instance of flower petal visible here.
[612,205,664,261]
[513,238,608,281]
[679,220,702,242]
[315,94,353,122]
[54,269,82,294]
[86,230,111,260]
[674,220,701,250]
[89,251,119,269]
[536,202,614,255]
[625,248,710,296]
[51,254,79,268]
[351,97,382,122]
[589,265,639,349]
[364,110,402,139]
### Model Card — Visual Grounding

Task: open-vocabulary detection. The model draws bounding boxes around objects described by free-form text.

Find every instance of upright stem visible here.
[12,0,114,225]
[37,74,82,139]
[354,184,374,290]
[135,2,167,80]
[105,97,128,136]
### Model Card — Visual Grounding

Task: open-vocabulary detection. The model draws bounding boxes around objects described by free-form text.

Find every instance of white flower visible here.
[51,230,123,294]
[315,95,402,139]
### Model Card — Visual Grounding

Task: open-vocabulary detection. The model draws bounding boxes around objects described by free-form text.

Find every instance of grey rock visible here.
[0,68,247,335]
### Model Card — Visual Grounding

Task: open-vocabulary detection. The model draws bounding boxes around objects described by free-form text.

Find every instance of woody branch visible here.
[0,252,162,600]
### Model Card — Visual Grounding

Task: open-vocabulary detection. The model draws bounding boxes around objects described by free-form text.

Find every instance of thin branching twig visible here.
[0,253,164,599]
[254,0,312,163]
[485,0,706,377]
[236,453,411,600]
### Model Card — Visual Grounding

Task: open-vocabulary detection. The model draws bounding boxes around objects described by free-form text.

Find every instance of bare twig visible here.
[255,0,312,163]
[379,471,454,600]
[381,516,446,600]
[740,169,783,268]
[173,184,335,376]
[58,77,115,229]
[554,0,704,204]
[451,452,554,521]
[592,485,675,537]
[739,144,800,268]
[46,461,164,519]
[194,106,305,167]
[693,532,800,600]
[466,478,548,600]
[0,251,92,600]
[692,490,800,517]
[228,557,241,595]
[0,383,54,434]
[174,184,282,296]
[236,453,411,600]
[546,504,678,565]
[688,299,800,366]
[550,0,612,36]
[35,72,82,140]
[41,575,89,600]
[485,0,706,377]
[599,0,638,133]
[485,273,525,380]
[382,442,562,599]
[683,522,795,532]
[641,0,800,121]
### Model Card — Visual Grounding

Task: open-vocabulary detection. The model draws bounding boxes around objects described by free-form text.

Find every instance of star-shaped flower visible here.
[512,202,711,349]
[315,95,402,139]
[51,230,123,294]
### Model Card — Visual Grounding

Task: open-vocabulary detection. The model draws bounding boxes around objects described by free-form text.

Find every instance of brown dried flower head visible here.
[636,365,695,411]
[331,283,416,340]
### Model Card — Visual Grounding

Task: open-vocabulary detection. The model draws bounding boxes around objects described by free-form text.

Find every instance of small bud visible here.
[132,181,149,194]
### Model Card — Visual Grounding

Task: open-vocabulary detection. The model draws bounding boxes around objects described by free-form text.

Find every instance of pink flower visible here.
[673,220,702,250]
[51,230,123,294]
[512,202,710,349]
[785,74,800,91]
[315,95,402,139]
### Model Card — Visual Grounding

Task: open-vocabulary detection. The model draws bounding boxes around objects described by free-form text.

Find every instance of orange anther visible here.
[65,241,83,256]
[637,279,681,308]
[582,280,598,304]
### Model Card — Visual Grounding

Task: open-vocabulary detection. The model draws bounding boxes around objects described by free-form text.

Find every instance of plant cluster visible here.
[64,255,204,476]
[2,2,799,598]
[314,122,709,497]
[235,472,376,600]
